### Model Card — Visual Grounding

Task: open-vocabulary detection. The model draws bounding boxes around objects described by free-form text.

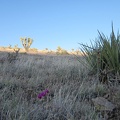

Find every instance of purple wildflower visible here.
[45,89,49,93]
[38,89,49,99]
[38,94,43,99]
[41,92,46,96]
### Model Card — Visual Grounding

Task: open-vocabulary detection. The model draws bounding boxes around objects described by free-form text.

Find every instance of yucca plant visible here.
[79,24,120,84]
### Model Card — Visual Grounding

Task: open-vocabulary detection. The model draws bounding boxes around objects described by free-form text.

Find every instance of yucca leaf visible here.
[79,24,120,83]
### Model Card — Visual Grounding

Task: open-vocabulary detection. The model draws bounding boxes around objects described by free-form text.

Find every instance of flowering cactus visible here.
[38,89,49,99]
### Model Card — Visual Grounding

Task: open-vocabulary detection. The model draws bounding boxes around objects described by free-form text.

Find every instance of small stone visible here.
[92,97,115,111]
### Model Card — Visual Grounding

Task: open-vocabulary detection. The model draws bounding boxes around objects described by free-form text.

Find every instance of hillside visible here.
[0,46,82,56]
[0,50,120,120]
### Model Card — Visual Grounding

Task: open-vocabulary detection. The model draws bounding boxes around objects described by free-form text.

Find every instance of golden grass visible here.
[0,47,82,56]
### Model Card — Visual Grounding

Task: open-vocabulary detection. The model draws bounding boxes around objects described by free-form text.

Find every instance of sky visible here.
[0,0,120,51]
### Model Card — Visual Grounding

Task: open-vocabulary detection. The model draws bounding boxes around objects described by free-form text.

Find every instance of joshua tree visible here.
[20,37,33,52]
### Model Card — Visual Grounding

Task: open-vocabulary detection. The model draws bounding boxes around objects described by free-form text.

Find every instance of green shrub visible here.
[79,24,120,84]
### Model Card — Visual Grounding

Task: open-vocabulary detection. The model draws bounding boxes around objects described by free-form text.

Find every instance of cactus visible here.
[20,37,33,52]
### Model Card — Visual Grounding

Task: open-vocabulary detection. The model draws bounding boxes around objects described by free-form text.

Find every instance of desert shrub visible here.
[56,49,69,55]
[7,48,20,63]
[79,24,120,84]
[0,51,19,65]
[56,46,69,55]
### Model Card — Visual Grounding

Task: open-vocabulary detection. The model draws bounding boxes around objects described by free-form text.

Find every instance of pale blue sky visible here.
[0,0,120,50]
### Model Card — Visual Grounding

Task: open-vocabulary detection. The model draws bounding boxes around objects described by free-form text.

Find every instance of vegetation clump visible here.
[20,37,33,52]
[80,24,120,84]
[56,46,69,55]
[7,48,20,63]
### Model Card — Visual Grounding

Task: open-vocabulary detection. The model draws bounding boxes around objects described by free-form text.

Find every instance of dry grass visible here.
[0,51,119,120]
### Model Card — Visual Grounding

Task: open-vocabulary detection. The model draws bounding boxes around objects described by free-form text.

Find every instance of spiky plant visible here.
[80,24,120,84]
[20,37,33,52]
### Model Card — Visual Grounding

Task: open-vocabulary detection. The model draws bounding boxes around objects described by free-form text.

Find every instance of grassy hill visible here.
[0,49,120,120]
